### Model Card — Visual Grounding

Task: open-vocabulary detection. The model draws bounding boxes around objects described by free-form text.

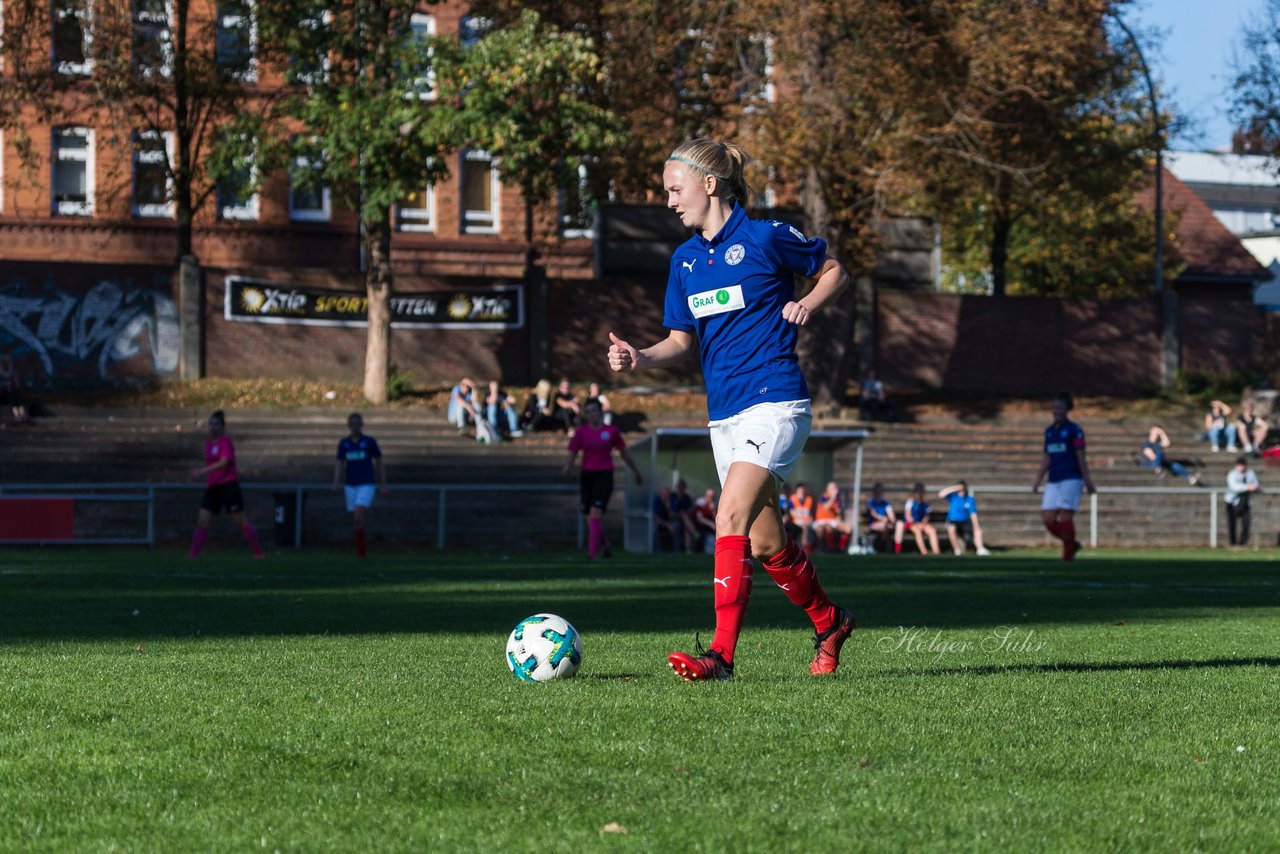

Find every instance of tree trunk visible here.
[990,211,1010,297]
[362,216,394,404]
[524,195,550,383]
[177,253,202,380]
[990,183,1012,297]
[795,164,857,409]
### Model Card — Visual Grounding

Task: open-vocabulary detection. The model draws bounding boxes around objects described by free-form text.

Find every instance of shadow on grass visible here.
[896,657,1280,678]
[0,551,1275,643]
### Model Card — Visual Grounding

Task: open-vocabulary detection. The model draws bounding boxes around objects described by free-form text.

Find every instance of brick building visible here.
[0,0,594,390]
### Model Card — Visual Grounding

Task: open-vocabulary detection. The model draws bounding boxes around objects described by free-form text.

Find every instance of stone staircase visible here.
[2,403,1276,549]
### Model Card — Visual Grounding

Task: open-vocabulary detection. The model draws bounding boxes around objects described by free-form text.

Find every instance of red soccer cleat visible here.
[811,606,857,675]
[1063,540,1082,561]
[668,644,734,681]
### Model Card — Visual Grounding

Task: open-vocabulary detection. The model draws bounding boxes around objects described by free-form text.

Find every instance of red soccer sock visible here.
[894,541,902,554]
[1059,519,1077,558]
[188,527,208,559]
[709,535,753,663]
[1044,520,1065,541]
[355,526,367,557]
[241,523,263,558]
[762,538,837,635]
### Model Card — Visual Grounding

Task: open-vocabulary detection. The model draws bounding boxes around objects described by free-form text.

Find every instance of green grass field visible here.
[1,547,1277,852]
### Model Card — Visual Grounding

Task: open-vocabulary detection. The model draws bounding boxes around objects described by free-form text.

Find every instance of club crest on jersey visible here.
[724,243,745,265]
[688,285,745,319]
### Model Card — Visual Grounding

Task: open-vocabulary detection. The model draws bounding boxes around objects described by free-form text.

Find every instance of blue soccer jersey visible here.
[338,435,382,486]
[663,204,828,420]
[905,498,930,523]
[946,493,978,522]
[866,497,892,518]
[1044,419,1086,482]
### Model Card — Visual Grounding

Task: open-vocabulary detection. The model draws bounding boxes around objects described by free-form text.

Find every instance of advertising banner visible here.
[224,276,524,329]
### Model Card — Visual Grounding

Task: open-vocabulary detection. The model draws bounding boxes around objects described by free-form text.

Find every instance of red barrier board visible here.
[0,498,75,541]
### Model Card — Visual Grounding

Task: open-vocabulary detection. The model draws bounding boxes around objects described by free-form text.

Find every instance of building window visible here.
[132,130,173,217]
[216,0,255,81]
[217,148,258,221]
[395,183,435,232]
[52,127,94,216]
[462,149,498,234]
[289,146,329,222]
[133,0,171,77]
[404,13,435,100]
[458,14,490,46]
[558,162,594,238]
[287,10,328,85]
[53,0,93,76]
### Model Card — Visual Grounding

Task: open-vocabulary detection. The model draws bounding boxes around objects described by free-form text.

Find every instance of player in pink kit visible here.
[187,409,264,559]
[563,398,643,559]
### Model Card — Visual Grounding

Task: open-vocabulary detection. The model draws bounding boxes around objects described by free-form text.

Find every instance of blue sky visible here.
[1128,0,1270,151]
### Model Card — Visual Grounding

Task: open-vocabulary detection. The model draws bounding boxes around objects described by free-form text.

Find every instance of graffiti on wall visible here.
[0,278,179,384]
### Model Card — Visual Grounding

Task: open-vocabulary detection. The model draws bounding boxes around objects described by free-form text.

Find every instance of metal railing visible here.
[0,482,584,548]
[965,484,1264,549]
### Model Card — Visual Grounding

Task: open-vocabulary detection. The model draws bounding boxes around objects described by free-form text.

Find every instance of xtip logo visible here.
[240,287,266,313]
[447,296,472,320]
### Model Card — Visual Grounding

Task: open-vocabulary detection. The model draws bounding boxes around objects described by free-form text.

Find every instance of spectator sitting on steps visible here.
[1203,400,1238,452]
[1137,425,1199,485]
[858,368,895,422]
[1235,401,1269,457]
[447,377,477,433]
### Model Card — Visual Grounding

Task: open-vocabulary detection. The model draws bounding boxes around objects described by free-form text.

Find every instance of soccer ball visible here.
[505,613,583,682]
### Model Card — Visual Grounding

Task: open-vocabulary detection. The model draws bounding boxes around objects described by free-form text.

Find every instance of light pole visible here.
[1113,13,1177,389]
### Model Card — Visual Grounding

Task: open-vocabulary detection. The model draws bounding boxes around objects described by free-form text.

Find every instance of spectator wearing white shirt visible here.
[1225,456,1261,547]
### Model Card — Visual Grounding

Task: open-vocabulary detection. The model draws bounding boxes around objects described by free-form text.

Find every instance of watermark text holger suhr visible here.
[876,626,1047,664]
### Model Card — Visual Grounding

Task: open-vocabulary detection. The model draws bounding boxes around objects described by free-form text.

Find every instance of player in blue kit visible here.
[893,482,940,555]
[1032,391,1096,561]
[607,137,856,680]
[938,482,990,556]
[331,412,387,557]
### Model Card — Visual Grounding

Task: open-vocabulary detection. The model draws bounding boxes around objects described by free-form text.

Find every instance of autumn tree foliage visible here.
[1230,0,1280,167]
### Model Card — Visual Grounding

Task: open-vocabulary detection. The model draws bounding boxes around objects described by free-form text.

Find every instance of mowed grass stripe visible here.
[0,548,1276,852]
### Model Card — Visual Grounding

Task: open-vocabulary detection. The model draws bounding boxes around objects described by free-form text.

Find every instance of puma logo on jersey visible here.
[713,576,731,588]
[745,439,765,453]
[681,260,696,272]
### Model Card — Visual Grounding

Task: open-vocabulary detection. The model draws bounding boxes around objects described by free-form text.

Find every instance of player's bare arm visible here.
[375,457,389,496]
[332,460,345,492]
[1032,454,1050,491]
[1077,447,1097,493]
[607,329,695,373]
[782,256,849,327]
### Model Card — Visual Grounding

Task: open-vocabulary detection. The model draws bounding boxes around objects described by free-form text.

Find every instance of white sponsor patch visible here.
[724,243,745,265]
[789,226,807,241]
[688,285,745,319]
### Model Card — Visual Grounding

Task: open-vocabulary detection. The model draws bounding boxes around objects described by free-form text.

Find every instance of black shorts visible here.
[947,519,972,537]
[579,469,614,515]
[200,482,245,515]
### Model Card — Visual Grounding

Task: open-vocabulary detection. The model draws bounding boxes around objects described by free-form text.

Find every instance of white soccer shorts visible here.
[709,400,811,487]
[344,484,377,512]
[1041,479,1084,512]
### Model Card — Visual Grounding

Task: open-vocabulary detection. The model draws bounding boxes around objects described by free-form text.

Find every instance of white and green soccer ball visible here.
[506,613,583,682]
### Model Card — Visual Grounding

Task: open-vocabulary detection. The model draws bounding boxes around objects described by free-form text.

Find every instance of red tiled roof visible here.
[1138,167,1271,282]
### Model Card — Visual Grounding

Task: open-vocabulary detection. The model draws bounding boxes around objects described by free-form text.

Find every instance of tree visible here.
[910,0,1166,298]
[258,0,468,403]
[451,9,619,380]
[0,0,272,380]
[1230,0,1280,167]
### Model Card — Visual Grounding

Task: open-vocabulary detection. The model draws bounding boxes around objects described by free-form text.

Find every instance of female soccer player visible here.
[331,412,388,557]
[188,409,263,559]
[894,482,940,555]
[1032,391,1096,561]
[607,137,855,680]
[563,397,643,559]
